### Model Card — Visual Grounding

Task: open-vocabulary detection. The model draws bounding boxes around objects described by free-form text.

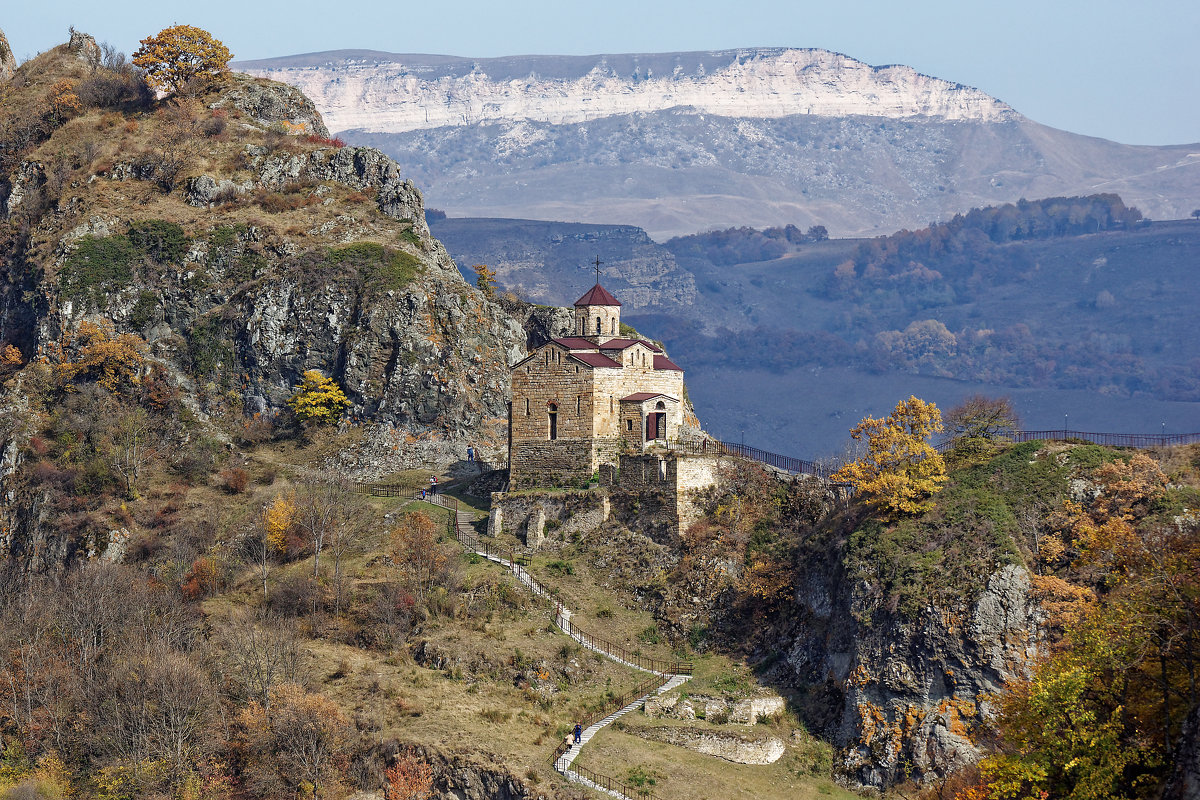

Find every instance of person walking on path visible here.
[466,445,474,463]
[429,474,438,494]
[574,722,582,744]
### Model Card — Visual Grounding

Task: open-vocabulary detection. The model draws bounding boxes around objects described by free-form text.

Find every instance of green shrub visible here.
[130,290,159,329]
[128,219,189,263]
[59,234,136,304]
[185,317,234,382]
[325,242,422,292]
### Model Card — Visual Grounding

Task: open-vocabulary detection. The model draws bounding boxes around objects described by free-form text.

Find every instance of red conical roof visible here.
[574,283,621,307]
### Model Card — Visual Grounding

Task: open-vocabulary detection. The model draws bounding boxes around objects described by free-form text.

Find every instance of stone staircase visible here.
[425,493,691,800]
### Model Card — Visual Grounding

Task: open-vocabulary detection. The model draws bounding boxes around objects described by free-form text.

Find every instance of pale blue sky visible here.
[7,1,1198,145]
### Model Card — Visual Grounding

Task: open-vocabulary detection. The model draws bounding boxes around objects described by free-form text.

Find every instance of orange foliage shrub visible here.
[385,751,434,800]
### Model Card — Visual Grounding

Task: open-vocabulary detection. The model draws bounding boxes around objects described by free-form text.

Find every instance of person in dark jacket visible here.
[574,722,582,744]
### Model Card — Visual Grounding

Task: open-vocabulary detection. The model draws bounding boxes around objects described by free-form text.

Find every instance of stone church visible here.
[507,282,699,490]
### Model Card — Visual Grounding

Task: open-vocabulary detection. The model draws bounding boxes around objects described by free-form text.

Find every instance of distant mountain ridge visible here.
[237,47,1200,238]
[235,47,1017,133]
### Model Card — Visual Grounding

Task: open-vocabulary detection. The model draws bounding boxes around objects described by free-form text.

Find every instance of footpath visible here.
[419,491,692,800]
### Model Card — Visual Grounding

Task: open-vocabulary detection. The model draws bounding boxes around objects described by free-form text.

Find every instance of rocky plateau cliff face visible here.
[238,47,1200,238]
[237,47,1017,134]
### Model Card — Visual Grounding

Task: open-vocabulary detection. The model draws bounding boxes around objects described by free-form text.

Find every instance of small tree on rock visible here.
[472,264,497,298]
[132,25,232,95]
[833,395,947,516]
[286,370,350,425]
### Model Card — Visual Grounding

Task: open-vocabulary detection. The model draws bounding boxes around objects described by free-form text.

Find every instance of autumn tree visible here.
[945,394,1021,441]
[833,395,947,515]
[235,684,350,799]
[286,370,350,425]
[131,26,232,95]
[389,511,454,607]
[265,492,296,555]
[294,477,372,614]
[472,264,497,298]
[52,321,147,393]
[969,452,1196,799]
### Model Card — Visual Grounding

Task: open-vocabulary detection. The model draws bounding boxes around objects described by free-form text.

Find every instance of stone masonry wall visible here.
[488,490,610,547]
[675,455,722,532]
[612,453,719,541]
[574,304,620,338]
[510,344,597,487]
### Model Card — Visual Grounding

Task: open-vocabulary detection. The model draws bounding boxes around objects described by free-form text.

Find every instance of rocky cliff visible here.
[0,55,525,454]
[786,562,1039,787]
[236,47,1017,134]
[0,27,15,82]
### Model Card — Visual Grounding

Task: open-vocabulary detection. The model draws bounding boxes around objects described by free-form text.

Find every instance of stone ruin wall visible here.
[488,490,611,547]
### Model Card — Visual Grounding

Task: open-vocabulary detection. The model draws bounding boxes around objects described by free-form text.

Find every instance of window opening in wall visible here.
[525,398,530,416]
[611,319,617,334]
[659,459,667,481]
[626,419,633,431]
[595,317,601,335]
[609,397,613,413]
[579,317,584,335]
[576,396,581,414]
[548,403,558,440]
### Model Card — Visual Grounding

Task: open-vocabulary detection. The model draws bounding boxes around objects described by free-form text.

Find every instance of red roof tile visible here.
[570,352,622,369]
[553,337,596,349]
[574,283,621,307]
[653,355,683,371]
[598,338,663,353]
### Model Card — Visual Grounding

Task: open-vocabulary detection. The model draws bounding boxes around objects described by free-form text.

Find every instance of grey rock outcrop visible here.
[0,27,16,82]
[2,160,44,217]
[184,175,250,207]
[784,562,1041,789]
[218,73,331,138]
[67,28,101,67]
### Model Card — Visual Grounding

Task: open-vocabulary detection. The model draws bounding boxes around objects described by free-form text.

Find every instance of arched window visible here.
[595,316,601,335]
[576,396,581,414]
[612,319,617,334]
[579,317,584,335]
[609,396,613,413]
[525,398,530,416]
[547,403,558,440]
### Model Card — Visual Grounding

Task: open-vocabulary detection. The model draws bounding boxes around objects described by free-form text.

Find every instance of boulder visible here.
[67,29,101,67]
[219,73,331,138]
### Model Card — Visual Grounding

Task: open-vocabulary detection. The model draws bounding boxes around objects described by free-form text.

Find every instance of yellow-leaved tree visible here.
[286,370,350,425]
[833,395,947,515]
[265,491,296,554]
[132,25,232,95]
